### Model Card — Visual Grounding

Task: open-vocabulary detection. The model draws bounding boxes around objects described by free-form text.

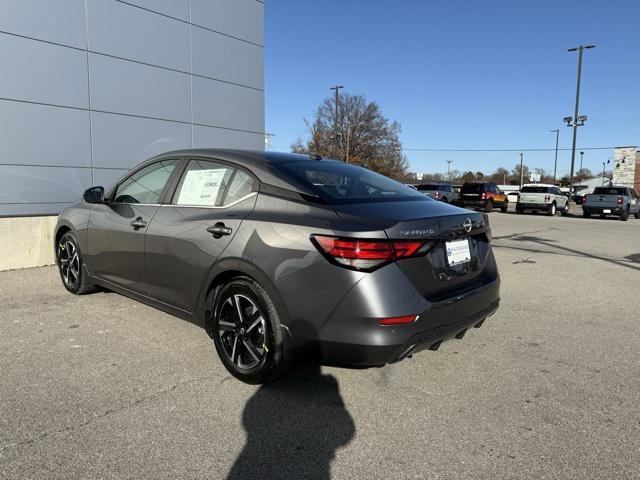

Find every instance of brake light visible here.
[481,192,487,200]
[544,194,550,202]
[434,192,440,199]
[583,194,588,203]
[379,315,419,326]
[617,196,623,205]
[311,235,430,271]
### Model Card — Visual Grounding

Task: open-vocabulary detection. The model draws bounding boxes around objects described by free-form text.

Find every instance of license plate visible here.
[603,209,611,214]
[445,238,471,266]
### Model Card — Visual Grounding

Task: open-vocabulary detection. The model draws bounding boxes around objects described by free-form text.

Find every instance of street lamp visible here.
[550,129,559,183]
[564,44,595,199]
[579,151,584,172]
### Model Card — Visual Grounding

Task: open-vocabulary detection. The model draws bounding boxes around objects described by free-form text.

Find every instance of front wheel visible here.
[500,202,508,213]
[56,232,95,295]
[211,277,287,384]
[634,210,640,219]
[547,203,557,216]
[583,209,591,218]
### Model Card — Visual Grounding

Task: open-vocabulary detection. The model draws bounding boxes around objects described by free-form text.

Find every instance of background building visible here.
[612,146,640,190]
[0,0,264,269]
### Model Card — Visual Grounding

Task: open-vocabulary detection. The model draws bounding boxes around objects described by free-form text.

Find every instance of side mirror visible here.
[83,186,105,204]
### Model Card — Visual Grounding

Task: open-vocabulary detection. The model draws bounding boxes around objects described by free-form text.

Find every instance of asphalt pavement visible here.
[1,212,639,479]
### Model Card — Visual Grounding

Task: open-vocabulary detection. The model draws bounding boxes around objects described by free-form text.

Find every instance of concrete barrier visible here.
[0,216,58,271]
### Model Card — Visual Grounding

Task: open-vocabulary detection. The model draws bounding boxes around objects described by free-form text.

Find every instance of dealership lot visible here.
[1,213,638,479]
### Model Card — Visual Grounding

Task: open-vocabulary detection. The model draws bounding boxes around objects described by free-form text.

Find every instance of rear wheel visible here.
[547,203,557,216]
[211,277,286,384]
[441,197,448,203]
[583,210,591,218]
[500,202,508,213]
[56,232,95,295]
[634,210,640,219]
[621,206,629,221]
[561,202,569,216]
[484,200,493,213]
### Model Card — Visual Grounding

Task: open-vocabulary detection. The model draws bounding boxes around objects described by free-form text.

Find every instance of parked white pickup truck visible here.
[516,184,569,216]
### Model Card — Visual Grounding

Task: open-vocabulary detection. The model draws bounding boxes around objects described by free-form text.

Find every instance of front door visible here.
[86,159,179,293]
[144,158,258,312]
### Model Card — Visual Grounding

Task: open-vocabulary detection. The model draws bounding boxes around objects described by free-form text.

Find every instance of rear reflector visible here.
[311,235,431,271]
[379,315,418,326]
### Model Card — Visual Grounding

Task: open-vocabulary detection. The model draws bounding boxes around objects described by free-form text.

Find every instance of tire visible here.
[484,200,493,213]
[210,276,287,384]
[583,210,591,218]
[561,202,569,216]
[634,210,640,219]
[515,206,524,214]
[500,202,508,213]
[441,197,448,203]
[56,232,95,295]
[621,206,629,221]
[547,203,557,216]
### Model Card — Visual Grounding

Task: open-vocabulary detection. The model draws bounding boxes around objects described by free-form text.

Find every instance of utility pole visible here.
[550,129,559,184]
[329,85,344,159]
[519,152,524,189]
[564,45,595,199]
[446,160,453,181]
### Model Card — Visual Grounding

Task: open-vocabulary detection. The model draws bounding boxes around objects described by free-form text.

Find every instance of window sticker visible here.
[177,168,227,206]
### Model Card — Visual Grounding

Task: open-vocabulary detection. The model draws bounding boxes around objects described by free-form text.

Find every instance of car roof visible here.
[142,149,332,197]
[522,183,556,188]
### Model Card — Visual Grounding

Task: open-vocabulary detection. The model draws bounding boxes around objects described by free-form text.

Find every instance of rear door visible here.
[86,159,179,292]
[144,158,258,312]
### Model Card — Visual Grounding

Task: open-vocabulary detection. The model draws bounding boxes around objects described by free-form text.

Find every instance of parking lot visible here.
[1,212,639,480]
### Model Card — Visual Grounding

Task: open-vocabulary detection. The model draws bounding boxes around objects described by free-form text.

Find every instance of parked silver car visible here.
[414,183,459,203]
[516,184,569,216]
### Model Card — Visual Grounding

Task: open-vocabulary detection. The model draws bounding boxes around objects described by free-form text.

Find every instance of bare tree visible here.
[291,92,409,180]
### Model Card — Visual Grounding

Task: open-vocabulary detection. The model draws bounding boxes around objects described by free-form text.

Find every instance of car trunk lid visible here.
[333,201,492,299]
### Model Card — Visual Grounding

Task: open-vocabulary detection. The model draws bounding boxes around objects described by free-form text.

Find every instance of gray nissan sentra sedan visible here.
[55,150,500,384]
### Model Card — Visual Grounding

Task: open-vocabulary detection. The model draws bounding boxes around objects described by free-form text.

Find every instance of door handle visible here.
[130,217,147,230]
[207,222,232,238]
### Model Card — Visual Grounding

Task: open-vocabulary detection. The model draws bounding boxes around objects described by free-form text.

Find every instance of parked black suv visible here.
[459,182,509,213]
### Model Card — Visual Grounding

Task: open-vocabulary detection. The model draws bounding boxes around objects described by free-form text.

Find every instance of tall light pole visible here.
[446,160,453,181]
[579,151,584,172]
[329,85,344,158]
[550,129,559,184]
[601,159,610,185]
[564,44,595,197]
[519,152,524,189]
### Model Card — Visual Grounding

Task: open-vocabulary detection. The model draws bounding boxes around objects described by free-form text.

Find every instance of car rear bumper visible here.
[307,274,501,367]
[460,199,487,208]
[518,202,552,210]
[583,206,623,215]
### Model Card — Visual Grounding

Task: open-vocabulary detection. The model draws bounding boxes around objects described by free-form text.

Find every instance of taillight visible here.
[434,192,440,199]
[481,192,487,200]
[544,194,550,202]
[617,196,623,205]
[582,194,588,203]
[311,235,431,271]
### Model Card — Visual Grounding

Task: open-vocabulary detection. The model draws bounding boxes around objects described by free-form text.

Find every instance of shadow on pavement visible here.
[226,362,355,480]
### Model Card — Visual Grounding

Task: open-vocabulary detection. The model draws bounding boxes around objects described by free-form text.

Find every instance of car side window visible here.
[114,159,178,204]
[223,170,256,206]
[172,159,234,207]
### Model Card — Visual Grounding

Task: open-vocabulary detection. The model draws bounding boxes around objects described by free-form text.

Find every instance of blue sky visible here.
[265,0,640,177]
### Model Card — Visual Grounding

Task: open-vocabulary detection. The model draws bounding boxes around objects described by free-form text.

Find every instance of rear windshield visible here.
[521,186,550,193]
[271,160,427,204]
[461,183,484,193]
[593,187,626,195]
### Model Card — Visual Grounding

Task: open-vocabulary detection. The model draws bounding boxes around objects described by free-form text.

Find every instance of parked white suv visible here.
[516,184,569,216]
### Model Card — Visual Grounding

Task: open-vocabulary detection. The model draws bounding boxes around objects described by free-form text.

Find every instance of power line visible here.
[402,146,617,152]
